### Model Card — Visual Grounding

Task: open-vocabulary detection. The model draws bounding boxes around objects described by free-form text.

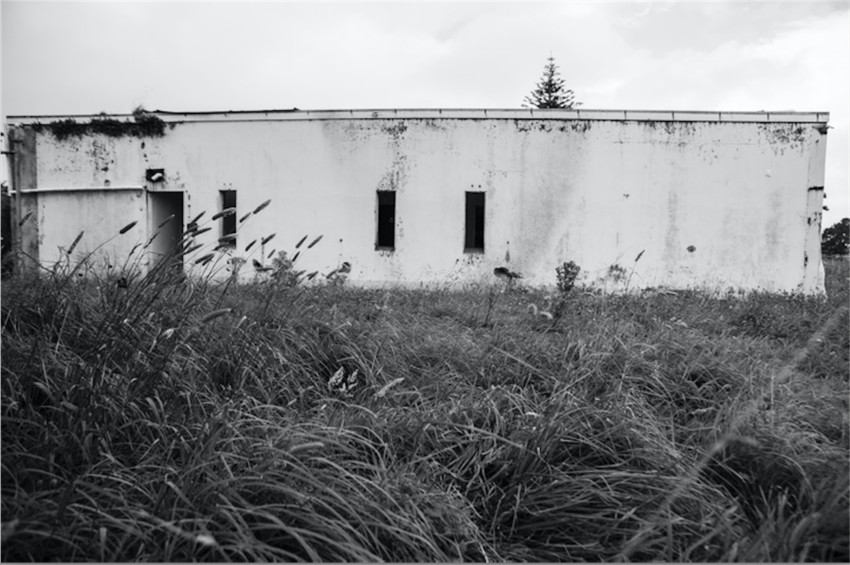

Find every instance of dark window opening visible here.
[465,192,485,251]
[220,190,237,247]
[376,191,396,249]
[145,168,165,183]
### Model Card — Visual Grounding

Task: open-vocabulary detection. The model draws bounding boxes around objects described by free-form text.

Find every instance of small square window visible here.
[145,168,165,183]
[376,191,396,249]
[465,192,485,252]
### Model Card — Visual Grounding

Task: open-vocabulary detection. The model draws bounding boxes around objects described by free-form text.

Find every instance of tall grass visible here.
[2,231,847,561]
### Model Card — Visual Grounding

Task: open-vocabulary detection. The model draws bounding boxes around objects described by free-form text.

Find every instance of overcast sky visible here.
[2,0,848,224]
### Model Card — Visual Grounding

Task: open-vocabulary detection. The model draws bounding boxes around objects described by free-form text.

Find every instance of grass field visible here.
[2,231,847,561]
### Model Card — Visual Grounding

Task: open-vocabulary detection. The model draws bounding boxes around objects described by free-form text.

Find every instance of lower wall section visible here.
[34,189,147,273]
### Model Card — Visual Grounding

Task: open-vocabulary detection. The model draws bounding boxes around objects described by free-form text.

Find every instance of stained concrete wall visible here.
[5,109,830,293]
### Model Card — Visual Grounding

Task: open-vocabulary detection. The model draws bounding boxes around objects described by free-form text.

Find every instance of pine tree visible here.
[524,56,576,109]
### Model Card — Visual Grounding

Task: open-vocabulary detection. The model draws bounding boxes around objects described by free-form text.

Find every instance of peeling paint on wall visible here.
[7,110,830,294]
[758,123,809,156]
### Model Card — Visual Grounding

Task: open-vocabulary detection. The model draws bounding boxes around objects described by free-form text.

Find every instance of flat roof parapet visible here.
[6,108,829,125]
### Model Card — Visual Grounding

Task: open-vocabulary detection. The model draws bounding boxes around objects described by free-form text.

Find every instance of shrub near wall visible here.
[822,218,850,256]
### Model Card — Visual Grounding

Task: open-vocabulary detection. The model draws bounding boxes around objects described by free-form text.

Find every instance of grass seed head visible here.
[118,221,138,234]
[375,377,405,398]
[211,207,236,221]
[66,231,85,255]
[201,308,232,324]
[195,253,215,265]
[252,199,272,214]
[289,442,325,454]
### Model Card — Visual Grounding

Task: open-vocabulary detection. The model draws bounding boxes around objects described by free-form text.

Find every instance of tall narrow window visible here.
[376,191,396,249]
[220,190,237,247]
[465,192,485,252]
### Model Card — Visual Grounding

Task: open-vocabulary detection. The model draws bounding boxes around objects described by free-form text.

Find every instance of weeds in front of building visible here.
[1,219,848,561]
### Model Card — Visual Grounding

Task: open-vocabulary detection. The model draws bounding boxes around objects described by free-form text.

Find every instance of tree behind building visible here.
[524,56,577,109]
[822,218,849,256]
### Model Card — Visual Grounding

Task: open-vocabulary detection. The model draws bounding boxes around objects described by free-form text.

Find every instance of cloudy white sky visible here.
[2,0,849,224]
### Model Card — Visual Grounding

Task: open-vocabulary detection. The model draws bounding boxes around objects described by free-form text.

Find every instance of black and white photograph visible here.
[1,0,848,561]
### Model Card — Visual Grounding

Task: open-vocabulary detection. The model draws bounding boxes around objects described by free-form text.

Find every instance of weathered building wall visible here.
[6,109,829,293]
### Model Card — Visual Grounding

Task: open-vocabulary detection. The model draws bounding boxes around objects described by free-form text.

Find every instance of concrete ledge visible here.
[7,108,830,125]
[625,110,674,121]
[717,112,769,122]
[14,186,144,195]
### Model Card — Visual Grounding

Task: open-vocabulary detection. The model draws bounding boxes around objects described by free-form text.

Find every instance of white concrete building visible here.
[3,108,829,293]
